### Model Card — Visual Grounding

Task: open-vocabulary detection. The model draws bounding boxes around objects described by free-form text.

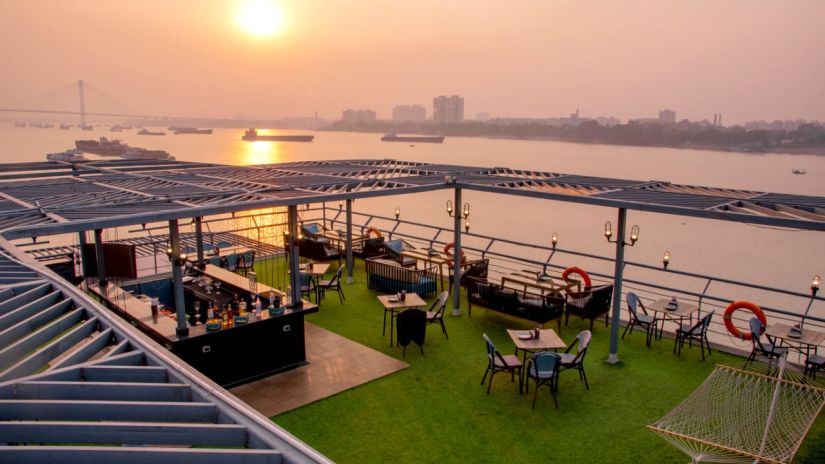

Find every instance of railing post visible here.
[169,219,189,336]
[451,187,462,316]
[287,205,302,307]
[78,230,89,277]
[194,216,205,268]
[607,208,626,364]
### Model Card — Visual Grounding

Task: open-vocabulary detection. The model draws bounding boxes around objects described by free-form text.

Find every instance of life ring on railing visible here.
[443,242,466,267]
[562,266,592,290]
[723,301,766,341]
[366,226,383,239]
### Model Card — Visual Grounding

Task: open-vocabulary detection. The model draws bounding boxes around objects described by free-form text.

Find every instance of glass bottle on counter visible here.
[238,297,247,316]
[220,305,229,327]
[254,295,262,317]
[226,304,235,325]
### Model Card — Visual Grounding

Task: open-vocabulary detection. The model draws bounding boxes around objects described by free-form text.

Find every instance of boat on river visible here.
[75,137,130,156]
[792,168,807,174]
[381,133,445,143]
[241,128,314,142]
[46,149,85,162]
[121,147,173,160]
[137,129,166,136]
[173,127,213,135]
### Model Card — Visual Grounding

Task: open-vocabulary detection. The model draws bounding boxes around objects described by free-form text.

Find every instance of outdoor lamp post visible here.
[552,233,559,249]
[465,219,470,233]
[395,207,400,221]
[605,221,640,246]
[338,200,343,210]
[663,251,671,269]
[446,200,471,219]
[799,275,820,332]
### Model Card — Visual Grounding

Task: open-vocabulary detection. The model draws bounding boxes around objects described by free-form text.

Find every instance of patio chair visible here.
[449,258,489,294]
[216,240,233,249]
[674,310,715,360]
[558,330,592,389]
[744,317,787,367]
[804,354,825,380]
[425,291,449,339]
[205,255,223,267]
[396,308,426,357]
[383,239,417,267]
[299,272,316,302]
[525,351,561,409]
[565,284,613,331]
[481,334,523,394]
[623,292,656,347]
[318,265,346,304]
[237,249,256,276]
[224,253,239,272]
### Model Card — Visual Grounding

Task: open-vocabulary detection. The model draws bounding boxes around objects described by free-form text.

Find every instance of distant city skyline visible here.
[1,1,824,125]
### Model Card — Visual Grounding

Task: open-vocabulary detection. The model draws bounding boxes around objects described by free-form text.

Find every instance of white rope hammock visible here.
[649,356,825,464]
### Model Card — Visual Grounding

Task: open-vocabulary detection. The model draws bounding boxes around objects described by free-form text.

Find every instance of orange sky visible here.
[1,0,823,123]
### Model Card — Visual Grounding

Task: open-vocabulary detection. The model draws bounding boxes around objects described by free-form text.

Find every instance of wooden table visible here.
[402,249,450,291]
[299,263,330,301]
[766,323,825,355]
[647,298,701,340]
[507,328,567,386]
[501,272,577,296]
[319,230,366,264]
[377,293,427,346]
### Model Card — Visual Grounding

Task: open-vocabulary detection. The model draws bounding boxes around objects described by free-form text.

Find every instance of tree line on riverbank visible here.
[326,119,825,153]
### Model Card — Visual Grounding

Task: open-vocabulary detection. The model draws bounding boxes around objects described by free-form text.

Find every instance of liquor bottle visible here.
[254,295,262,317]
[226,304,235,324]
[221,305,229,327]
[238,298,247,316]
[207,302,215,320]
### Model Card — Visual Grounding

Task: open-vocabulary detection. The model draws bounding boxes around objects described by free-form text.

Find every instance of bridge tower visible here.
[78,80,88,128]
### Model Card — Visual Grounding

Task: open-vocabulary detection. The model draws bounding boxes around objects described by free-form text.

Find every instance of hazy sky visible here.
[1,0,823,123]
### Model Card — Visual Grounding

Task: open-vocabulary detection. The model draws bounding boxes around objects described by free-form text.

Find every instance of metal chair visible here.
[237,250,256,276]
[318,265,346,304]
[674,310,715,360]
[744,317,788,367]
[525,351,561,409]
[804,354,825,379]
[224,253,239,272]
[623,292,656,347]
[299,272,316,302]
[396,308,426,357]
[558,330,592,389]
[425,291,449,339]
[481,334,523,394]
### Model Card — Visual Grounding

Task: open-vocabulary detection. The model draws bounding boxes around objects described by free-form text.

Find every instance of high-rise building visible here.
[433,95,464,123]
[658,109,676,124]
[341,109,376,122]
[392,105,427,122]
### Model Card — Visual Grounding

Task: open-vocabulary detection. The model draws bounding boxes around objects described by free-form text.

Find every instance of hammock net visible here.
[648,357,825,463]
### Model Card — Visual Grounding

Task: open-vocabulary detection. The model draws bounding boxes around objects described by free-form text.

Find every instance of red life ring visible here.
[366,226,383,239]
[562,266,592,289]
[443,242,466,268]
[723,301,766,341]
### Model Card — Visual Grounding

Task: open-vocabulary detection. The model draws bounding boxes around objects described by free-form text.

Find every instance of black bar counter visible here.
[85,265,318,388]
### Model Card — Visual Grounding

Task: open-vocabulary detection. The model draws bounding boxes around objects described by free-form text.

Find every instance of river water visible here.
[2,125,823,319]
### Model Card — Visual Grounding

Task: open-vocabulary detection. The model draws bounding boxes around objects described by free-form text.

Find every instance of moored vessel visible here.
[121,147,173,160]
[381,133,445,143]
[241,128,314,142]
[75,137,129,156]
[46,149,86,162]
[137,129,166,136]
[173,127,213,135]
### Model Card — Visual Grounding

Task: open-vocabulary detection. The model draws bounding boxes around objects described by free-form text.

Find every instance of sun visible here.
[238,0,284,37]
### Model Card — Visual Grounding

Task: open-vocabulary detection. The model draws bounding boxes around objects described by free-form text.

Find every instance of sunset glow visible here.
[237,0,284,37]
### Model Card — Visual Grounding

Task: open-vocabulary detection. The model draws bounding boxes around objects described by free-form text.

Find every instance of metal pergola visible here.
[1,158,824,353]
[0,158,823,461]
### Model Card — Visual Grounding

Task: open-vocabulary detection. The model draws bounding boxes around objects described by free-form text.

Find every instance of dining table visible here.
[507,328,567,387]
[377,292,427,346]
[646,298,702,340]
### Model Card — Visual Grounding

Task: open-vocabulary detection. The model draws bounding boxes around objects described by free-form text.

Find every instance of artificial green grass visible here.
[253,257,825,463]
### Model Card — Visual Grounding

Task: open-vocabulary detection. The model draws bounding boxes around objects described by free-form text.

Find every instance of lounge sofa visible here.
[466,277,565,329]
[565,284,613,330]
[366,258,437,298]
[298,237,341,261]
[383,239,417,267]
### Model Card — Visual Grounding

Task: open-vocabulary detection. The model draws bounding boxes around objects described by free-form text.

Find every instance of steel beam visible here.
[287,205,301,306]
[451,187,462,316]
[0,446,283,464]
[194,216,205,267]
[169,220,188,336]
[12,381,191,402]
[0,399,217,423]
[93,228,106,286]
[607,208,627,364]
[346,198,353,283]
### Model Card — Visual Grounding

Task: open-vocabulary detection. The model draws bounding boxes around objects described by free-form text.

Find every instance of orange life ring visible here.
[443,242,466,258]
[562,266,592,289]
[366,226,383,239]
[723,301,766,341]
